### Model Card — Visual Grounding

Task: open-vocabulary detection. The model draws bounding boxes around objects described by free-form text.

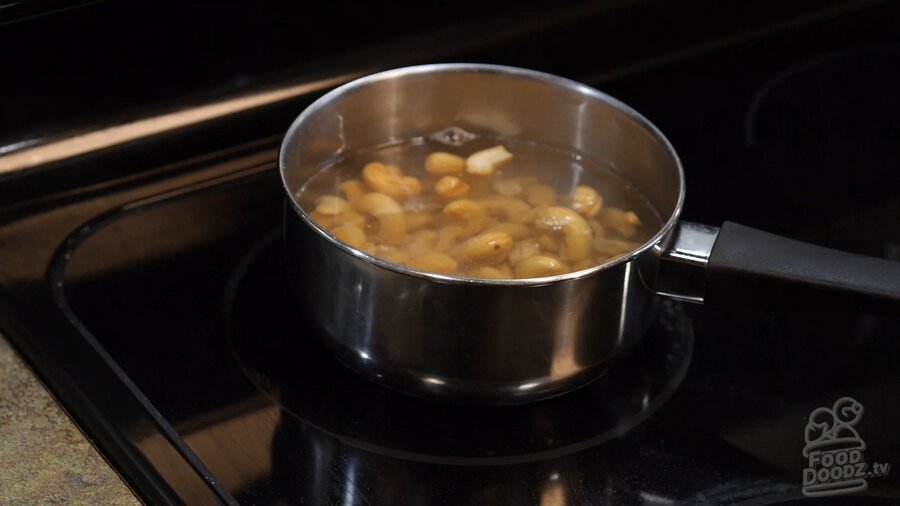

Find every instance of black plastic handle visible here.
[704,221,900,313]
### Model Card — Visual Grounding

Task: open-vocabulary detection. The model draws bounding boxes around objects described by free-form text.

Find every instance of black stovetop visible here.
[2,2,900,504]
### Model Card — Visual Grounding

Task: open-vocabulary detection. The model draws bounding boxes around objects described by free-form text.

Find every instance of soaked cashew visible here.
[484,222,531,240]
[341,211,367,229]
[466,145,513,175]
[410,229,438,248]
[401,194,443,212]
[305,144,650,278]
[469,265,510,279]
[443,199,487,238]
[374,214,407,244]
[517,176,540,187]
[598,207,641,238]
[357,192,406,244]
[525,184,558,206]
[493,179,523,197]
[331,223,367,249]
[359,242,378,256]
[401,230,438,258]
[362,162,422,199]
[484,216,501,228]
[593,238,640,256]
[309,210,366,230]
[315,195,351,215]
[339,179,367,204]
[572,258,597,271]
[414,229,439,241]
[537,233,560,253]
[493,176,538,196]
[535,207,593,262]
[514,255,566,278]
[375,245,410,265]
[572,185,603,218]
[451,231,514,264]
[478,196,532,223]
[407,251,458,274]
[357,192,402,215]
[434,176,471,198]
[508,238,542,265]
[425,152,466,174]
[588,219,605,241]
[405,212,437,232]
[434,225,464,252]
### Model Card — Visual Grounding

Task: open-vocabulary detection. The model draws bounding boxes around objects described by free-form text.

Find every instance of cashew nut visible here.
[478,196,532,223]
[362,162,422,199]
[339,179,367,204]
[484,222,531,240]
[331,223,367,249]
[593,238,639,256]
[357,192,406,244]
[451,231,513,264]
[357,192,402,215]
[443,199,487,238]
[571,185,603,218]
[525,184,558,206]
[514,255,566,278]
[537,233,560,253]
[309,210,366,231]
[469,265,512,279]
[434,176,471,198]
[534,207,593,262]
[572,258,597,271]
[466,145,513,175]
[508,238,542,265]
[407,251,458,274]
[493,176,538,196]
[405,211,437,232]
[315,195,351,215]
[303,143,649,278]
[375,244,410,265]
[588,219,605,242]
[434,225,464,252]
[425,152,466,174]
[403,229,438,257]
[598,207,641,238]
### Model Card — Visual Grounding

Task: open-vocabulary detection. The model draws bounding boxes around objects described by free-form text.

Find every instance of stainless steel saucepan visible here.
[279,64,900,405]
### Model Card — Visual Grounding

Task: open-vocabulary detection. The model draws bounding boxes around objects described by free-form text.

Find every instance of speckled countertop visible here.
[0,334,140,505]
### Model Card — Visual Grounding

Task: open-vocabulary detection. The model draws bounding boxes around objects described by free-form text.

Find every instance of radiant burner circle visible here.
[224,231,694,464]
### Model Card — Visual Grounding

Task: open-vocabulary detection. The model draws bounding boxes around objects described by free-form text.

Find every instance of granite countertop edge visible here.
[0,332,140,505]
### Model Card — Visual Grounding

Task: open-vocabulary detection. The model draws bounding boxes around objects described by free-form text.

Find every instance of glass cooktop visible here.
[51,154,900,504]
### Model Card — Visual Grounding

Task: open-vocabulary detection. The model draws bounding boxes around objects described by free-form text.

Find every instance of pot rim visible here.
[279,63,686,286]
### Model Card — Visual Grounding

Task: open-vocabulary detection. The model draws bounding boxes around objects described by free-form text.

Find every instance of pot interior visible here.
[280,64,685,275]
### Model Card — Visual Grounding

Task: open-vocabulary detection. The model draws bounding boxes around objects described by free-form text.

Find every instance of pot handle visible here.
[655,221,900,313]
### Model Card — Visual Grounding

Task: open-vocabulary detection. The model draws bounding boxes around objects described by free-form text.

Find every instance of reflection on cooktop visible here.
[224,231,693,465]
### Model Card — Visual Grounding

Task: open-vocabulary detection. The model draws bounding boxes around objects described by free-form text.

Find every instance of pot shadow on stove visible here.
[223,231,697,504]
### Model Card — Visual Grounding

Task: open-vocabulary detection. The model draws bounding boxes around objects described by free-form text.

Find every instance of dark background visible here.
[0,0,871,149]
[4,0,899,250]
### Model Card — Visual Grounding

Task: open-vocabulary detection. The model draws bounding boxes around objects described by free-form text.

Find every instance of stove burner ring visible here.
[744,44,900,147]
